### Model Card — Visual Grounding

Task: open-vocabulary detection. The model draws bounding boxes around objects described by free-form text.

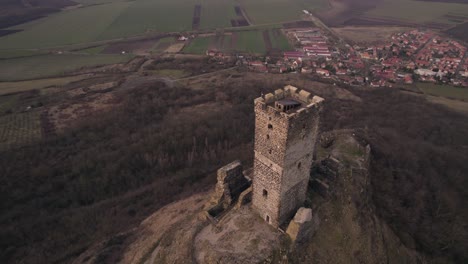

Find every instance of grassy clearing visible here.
[416,82,468,101]
[365,0,468,24]
[0,54,131,81]
[0,75,90,96]
[183,37,212,54]
[0,111,42,151]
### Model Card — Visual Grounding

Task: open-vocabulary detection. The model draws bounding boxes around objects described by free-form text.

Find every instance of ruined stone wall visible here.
[213,160,249,209]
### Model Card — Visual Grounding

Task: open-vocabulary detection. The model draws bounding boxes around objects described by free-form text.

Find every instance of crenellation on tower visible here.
[252,85,324,227]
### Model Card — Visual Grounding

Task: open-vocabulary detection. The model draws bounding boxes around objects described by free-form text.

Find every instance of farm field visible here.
[235,31,266,54]
[184,29,291,54]
[0,75,91,96]
[268,29,291,50]
[416,82,468,101]
[238,0,327,24]
[0,49,46,59]
[152,37,177,53]
[184,37,214,54]
[79,46,107,55]
[0,111,42,151]
[364,0,468,25]
[0,54,132,81]
[0,0,326,51]
[0,1,131,50]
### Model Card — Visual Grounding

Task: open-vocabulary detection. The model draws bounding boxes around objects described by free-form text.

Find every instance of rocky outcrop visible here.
[286,207,319,243]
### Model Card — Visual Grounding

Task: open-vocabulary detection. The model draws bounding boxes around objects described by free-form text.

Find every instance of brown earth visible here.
[0,29,22,37]
[445,21,468,42]
[314,0,382,27]
[283,20,316,29]
[231,6,250,27]
[192,4,201,30]
[262,30,273,51]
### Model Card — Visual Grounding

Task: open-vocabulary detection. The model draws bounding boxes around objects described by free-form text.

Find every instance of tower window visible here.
[269,149,272,154]
[266,134,270,139]
[268,124,273,129]
[266,215,270,223]
[263,189,268,197]
[297,162,302,169]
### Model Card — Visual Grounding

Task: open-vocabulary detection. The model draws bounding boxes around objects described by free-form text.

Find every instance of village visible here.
[206,28,468,88]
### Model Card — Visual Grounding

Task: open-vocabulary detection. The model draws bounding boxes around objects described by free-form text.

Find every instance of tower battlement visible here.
[254,85,324,119]
[252,85,324,228]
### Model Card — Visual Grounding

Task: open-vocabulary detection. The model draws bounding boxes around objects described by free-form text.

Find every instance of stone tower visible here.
[252,85,324,227]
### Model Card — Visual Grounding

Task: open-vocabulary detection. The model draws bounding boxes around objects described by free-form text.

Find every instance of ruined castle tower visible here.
[252,85,324,227]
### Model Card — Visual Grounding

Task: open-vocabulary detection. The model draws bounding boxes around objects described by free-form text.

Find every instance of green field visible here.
[269,29,291,50]
[0,54,132,81]
[184,37,213,54]
[0,49,46,59]
[184,29,291,54]
[416,83,468,101]
[0,75,91,95]
[199,0,237,29]
[0,0,327,51]
[238,0,327,24]
[235,31,266,54]
[0,1,131,49]
[365,0,468,25]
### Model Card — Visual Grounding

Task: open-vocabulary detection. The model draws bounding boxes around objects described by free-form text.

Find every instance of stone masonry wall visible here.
[252,85,324,228]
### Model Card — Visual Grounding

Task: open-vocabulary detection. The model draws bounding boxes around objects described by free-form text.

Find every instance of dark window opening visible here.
[263,189,268,197]
[298,162,302,169]
[269,117,272,121]
[268,124,273,129]
[269,149,272,154]
[266,134,270,139]
[266,215,270,223]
